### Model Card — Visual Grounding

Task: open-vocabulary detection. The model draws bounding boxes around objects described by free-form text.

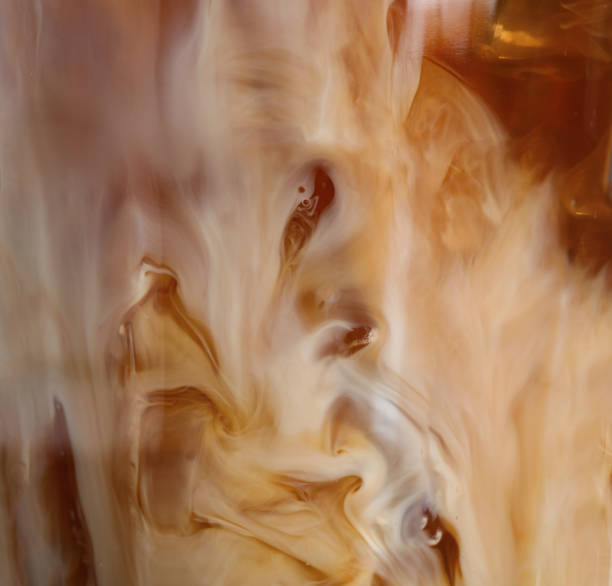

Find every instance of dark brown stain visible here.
[386,0,407,56]
[422,508,462,586]
[40,399,98,586]
[341,325,373,356]
[319,325,374,358]
[1,443,28,586]
[282,166,335,268]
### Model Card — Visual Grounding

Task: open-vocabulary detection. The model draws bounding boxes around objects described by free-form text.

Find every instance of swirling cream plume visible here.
[0,1,611,585]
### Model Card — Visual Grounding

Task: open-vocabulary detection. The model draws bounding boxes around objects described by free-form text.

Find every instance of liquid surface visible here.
[0,1,611,585]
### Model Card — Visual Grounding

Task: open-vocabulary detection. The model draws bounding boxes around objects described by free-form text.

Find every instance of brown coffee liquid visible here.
[426,0,612,271]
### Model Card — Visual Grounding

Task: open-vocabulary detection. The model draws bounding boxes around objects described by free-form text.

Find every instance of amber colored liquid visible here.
[426,0,612,271]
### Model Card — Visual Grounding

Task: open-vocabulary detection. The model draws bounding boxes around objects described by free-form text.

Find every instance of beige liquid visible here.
[1,2,612,586]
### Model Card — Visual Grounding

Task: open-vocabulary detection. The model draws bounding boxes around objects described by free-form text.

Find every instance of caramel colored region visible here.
[426,0,612,271]
[0,1,612,586]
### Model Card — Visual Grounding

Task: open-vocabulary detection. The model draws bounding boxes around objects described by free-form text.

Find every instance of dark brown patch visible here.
[422,508,462,586]
[386,0,407,56]
[341,325,373,356]
[282,166,335,268]
[0,443,27,586]
[319,325,374,358]
[40,399,98,586]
